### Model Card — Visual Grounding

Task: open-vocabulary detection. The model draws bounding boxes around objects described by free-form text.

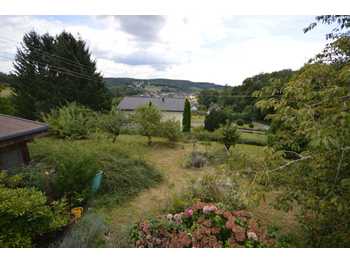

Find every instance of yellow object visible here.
[71,207,83,220]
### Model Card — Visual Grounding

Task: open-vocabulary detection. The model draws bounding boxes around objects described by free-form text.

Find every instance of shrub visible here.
[0,173,69,247]
[133,104,161,145]
[218,123,240,151]
[59,213,107,248]
[43,102,96,139]
[204,109,227,131]
[236,119,244,126]
[31,138,163,207]
[99,156,162,204]
[99,110,127,142]
[160,120,182,142]
[192,127,221,142]
[130,202,275,248]
[248,123,254,128]
[32,142,100,207]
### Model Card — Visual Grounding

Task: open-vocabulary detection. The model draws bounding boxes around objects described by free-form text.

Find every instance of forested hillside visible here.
[104,77,224,91]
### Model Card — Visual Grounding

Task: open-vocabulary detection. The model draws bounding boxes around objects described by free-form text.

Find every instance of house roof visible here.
[0,114,48,145]
[118,96,185,112]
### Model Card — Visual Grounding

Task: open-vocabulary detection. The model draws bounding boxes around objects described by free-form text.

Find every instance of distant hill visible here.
[104,77,225,91]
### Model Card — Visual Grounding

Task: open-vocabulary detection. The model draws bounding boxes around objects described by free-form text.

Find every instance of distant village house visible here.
[117,96,185,124]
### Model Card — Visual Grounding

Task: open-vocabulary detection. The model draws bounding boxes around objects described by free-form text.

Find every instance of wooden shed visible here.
[0,114,48,171]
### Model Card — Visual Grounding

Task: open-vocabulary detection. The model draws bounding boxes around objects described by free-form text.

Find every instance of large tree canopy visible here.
[304,15,350,39]
[252,17,350,247]
[11,31,111,119]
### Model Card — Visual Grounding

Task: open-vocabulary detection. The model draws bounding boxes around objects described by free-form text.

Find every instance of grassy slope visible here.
[94,136,299,247]
[29,134,299,247]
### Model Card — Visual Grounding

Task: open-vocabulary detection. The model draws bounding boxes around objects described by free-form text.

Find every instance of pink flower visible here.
[184,208,193,217]
[203,205,217,214]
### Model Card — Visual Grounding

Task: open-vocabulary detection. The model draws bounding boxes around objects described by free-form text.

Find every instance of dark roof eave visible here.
[0,125,48,143]
[119,109,184,113]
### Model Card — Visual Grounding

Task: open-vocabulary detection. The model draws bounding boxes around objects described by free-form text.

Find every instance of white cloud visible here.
[0,15,330,85]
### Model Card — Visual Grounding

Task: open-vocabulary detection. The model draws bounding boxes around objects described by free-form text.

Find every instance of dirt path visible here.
[100,143,214,247]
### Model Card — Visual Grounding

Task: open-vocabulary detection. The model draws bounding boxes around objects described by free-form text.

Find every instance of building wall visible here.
[122,111,183,127]
[161,111,183,124]
[0,143,29,171]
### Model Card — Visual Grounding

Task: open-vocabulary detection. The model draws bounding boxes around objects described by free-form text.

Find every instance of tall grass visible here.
[29,136,162,207]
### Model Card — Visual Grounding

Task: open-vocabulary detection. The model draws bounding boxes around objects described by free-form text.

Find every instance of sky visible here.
[0,15,332,86]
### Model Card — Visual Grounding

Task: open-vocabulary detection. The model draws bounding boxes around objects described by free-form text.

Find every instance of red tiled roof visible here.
[0,114,48,143]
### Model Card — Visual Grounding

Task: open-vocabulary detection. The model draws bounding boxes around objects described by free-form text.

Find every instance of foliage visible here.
[184,174,247,210]
[59,213,107,248]
[98,155,162,205]
[0,172,69,247]
[31,137,162,207]
[99,110,127,143]
[248,123,254,128]
[160,119,182,142]
[43,102,96,139]
[236,119,244,126]
[304,15,350,40]
[35,143,99,207]
[133,103,161,145]
[310,36,350,67]
[130,202,275,248]
[198,70,295,122]
[104,78,224,93]
[0,86,16,115]
[193,126,221,141]
[204,109,228,131]
[11,31,111,119]
[182,98,191,132]
[198,89,220,109]
[193,126,266,146]
[255,60,350,247]
[217,122,240,150]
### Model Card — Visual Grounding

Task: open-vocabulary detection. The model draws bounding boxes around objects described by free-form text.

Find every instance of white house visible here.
[117,96,185,124]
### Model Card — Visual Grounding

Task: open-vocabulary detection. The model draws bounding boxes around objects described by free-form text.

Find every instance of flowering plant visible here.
[130,202,275,248]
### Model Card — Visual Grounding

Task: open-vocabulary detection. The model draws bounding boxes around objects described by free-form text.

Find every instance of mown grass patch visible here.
[239,131,267,146]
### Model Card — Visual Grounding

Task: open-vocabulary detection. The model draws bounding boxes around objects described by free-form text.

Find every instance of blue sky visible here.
[0,15,332,85]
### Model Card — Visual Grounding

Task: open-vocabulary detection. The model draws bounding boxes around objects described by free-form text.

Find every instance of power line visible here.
[0,37,94,72]
[0,54,96,81]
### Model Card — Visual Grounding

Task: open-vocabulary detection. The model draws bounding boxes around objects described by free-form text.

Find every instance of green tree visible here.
[204,109,227,131]
[99,110,127,143]
[182,98,191,132]
[160,119,181,142]
[218,122,240,151]
[304,15,350,39]
[255,61,350,247]
[43,102,96,139]
[134,104,161,145]
[11,31,111,119]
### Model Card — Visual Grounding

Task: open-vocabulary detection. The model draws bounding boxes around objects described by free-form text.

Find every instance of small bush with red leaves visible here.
[130,202,275,248]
